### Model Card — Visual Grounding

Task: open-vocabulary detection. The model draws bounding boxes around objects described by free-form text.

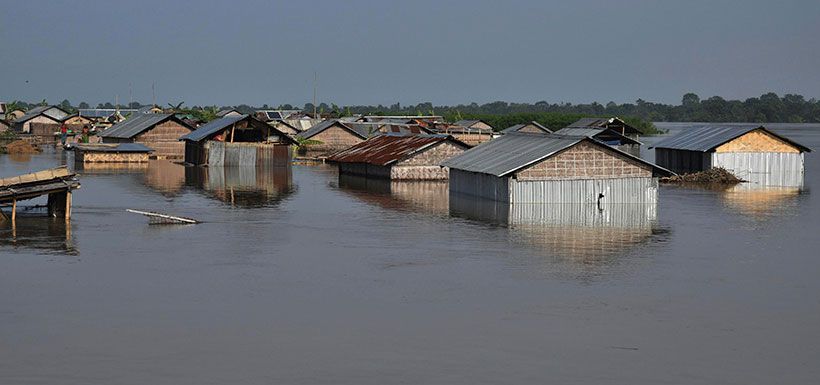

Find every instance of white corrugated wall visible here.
[711,152,804,187]
[509,177,659,204]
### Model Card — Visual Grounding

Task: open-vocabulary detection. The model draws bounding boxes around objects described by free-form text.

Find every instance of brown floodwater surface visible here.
[1,124,819,384]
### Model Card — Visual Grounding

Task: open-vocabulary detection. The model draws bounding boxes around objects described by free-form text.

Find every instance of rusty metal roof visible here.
[327,134,468,166]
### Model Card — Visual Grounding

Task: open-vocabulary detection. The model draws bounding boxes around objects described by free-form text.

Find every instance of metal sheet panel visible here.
[448,169,510,202]
[712,152,804,187]
[510,177,658,204]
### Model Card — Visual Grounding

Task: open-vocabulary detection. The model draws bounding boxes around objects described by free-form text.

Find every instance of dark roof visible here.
[552,127,641,145]
[442,132,670,177]
[15,105,68,123]
[651,125,811,153]
[327,134,468,165]
[566,117,641,135]
[501,121,552,134]
[297,120,369,140]
[454,119,490,128]
[99,113,191,139]
[181,115,245,141]
[73,143,154,153]
[180,115,295,144]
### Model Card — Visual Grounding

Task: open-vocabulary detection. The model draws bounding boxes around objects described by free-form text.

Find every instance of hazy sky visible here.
[2,0,818,107]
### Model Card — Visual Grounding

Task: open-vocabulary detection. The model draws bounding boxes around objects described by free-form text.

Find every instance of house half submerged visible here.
[651,125,811,187]
[442,132,672,204]
[180,114,295,166]
[98,113,194,159]
[327,134,470,180]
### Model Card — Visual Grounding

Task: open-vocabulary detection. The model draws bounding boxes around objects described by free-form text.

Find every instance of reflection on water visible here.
[337,174,449,215]
[719,183,803,219]
[0,214,76,254]
[450,193,663,261]
[185,166,295,207]
[76,160,187,196]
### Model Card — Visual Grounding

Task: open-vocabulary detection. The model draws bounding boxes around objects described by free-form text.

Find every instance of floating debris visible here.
[126,209,199,225]
[660,167,744,184]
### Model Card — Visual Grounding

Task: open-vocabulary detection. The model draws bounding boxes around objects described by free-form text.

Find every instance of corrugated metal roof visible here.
[442,132,669,177]
[15,106,68,123]
[442,133,584,176]
[216,109,241,117]
[651,125,811,152]
[99,113,188,139]
[553,127,641,145]
[180,115,296,144]
[180,115,246,142]
[566,116,642,135]
[327,134,467,165]
[74,143,154,153]
[500,121,552,134]
[297,120,369,140]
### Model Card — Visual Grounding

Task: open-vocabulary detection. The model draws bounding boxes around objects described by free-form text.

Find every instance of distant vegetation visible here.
[7,92,819,134]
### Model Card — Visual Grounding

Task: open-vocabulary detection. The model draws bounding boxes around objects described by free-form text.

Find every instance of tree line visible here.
[7,92,818,133]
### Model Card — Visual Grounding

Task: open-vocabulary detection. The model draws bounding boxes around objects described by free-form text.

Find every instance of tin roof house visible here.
[501,121,552,135]
[553,126,642,156]
[651,125,811,187]
[565,117,643,139]
[443,132,672,204]
[296,120,370,157]
[98,113,194,159]
[439,120,495,146]
[13,106,70,137]
[180,114,295,166]
[327,134,469,180]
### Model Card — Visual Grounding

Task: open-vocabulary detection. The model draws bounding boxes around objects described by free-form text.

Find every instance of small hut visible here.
[296,120,369,157]
[98,113,194,159]
[501,121,552,135]
[438,125,494,146]
[216,108,243,118]
[565,117,642,139]
[552,126,642,156]
[12,106,70,137]
[268,120,301,136]
[327,134,469,180]
[453,119,494,131]
[72,143,154,164]
[652,125,811,186]
[180,114,295,166]
[443,132,671,204]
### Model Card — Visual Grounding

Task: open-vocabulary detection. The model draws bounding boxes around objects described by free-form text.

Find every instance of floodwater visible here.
[1,123,819,384]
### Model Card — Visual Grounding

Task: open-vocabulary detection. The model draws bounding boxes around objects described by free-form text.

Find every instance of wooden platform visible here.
[0,166,80,222]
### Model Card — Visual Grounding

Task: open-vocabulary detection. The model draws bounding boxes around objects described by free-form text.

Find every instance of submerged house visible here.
[296,120,369,157]
[552,126,642,156]
[442,132,672,204]
[72,143,154,164]
[565,117,642,139]
[180,114,295,166]
[98,113,194,159]
[438,124,495,146]
[501,121,552,135]
[327,134,469,180]
[13,105,70,138]
[652,125,811,186]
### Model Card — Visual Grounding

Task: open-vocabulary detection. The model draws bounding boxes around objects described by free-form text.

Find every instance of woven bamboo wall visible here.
[134,121,191,159]
[715,129,800,153]
[516,141,652,181]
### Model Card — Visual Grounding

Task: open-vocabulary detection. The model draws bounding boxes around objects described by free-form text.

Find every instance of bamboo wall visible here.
[204,141,291,167]
[133,121,191,159]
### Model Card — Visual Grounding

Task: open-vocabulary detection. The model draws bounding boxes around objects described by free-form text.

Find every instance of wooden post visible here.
[11,198,16,223]
[65,190,72,222]
[230,123,236,143]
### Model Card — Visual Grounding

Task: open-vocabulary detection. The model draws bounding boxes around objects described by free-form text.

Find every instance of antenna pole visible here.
[313,71,317,118]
